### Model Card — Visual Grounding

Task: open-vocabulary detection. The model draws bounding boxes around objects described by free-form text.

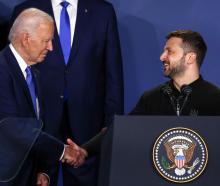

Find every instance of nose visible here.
[160,51,167,62]
[47,40,53,51]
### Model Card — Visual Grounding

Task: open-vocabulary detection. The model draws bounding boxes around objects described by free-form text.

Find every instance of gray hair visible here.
[9,8,54,42]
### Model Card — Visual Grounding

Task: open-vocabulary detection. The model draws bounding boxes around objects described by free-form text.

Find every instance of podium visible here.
[98,116,220,186]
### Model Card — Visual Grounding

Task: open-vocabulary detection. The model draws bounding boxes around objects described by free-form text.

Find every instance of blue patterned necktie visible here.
[25,67,37,116]
[60,1,71,65]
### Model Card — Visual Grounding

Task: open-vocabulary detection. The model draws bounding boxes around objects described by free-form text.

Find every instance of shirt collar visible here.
[169,75,203,93]
[9,43,28,77]
[51,0,78,7]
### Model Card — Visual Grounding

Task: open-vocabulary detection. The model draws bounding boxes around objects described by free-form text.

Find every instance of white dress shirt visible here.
[51,0,78,46]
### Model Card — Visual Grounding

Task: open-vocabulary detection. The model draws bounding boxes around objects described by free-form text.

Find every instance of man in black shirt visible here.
[131,30,220,116]
[81,30,220,157]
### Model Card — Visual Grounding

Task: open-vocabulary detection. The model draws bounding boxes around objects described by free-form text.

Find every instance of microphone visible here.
[161,85,173,96]
[161,84,177,115]
[162,84,192,116]
[181,85,192,96]
[180,85,192,114]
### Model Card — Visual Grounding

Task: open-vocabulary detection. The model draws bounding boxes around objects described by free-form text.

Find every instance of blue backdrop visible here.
[109,0,220,113]
[0,0,26,49]
[0,0,25,23]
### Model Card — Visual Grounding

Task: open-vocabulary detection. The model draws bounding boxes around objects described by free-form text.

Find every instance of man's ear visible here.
[21,32,29,48]
[185,52,197,65]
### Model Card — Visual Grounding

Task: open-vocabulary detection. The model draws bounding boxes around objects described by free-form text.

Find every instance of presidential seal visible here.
[153,127,208,183]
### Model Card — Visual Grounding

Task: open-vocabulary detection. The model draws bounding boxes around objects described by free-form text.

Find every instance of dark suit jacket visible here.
[12,0,124,145]
[0,46,64,186]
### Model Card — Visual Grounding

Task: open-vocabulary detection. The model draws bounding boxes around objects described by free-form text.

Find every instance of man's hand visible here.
[66,138,88,167]
[36,173,49,186]
[62,138,87,167]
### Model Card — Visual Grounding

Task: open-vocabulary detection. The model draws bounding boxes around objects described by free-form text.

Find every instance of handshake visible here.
[36,139,88,185]
[61,138,88,167]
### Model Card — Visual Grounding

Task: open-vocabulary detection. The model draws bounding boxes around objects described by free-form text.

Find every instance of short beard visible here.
[164,57,186,79]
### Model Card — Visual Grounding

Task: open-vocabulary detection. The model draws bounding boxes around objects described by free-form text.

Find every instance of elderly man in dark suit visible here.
[0,8,87,186]
[11,0,124,185]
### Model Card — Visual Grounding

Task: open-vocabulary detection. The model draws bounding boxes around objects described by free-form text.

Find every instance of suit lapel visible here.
[4,47,36,115]
[68,0,90,65]
[38,0,54,16]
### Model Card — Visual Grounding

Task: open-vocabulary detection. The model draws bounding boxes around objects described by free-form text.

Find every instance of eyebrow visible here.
[164,46,171,51]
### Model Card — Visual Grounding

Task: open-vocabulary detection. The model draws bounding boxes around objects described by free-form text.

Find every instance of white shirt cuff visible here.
[59,145,66,161]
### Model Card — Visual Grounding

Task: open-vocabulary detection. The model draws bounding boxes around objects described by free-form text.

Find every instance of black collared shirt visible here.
[131,76,220,116]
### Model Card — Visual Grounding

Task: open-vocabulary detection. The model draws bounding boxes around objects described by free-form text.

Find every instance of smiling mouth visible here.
[163,62,169,70]
[41,53,47,58]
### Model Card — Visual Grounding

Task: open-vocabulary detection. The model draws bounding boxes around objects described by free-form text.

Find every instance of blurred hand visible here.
[67,138,88,167]
[36,173,49,186]
[101,127,107,132]
[62,138,87,167]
